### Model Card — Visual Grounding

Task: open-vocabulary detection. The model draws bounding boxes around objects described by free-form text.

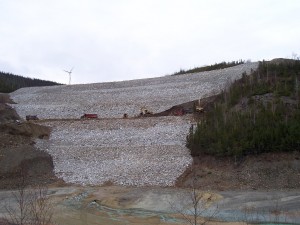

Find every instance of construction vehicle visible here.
[195,99,204,113]
[139,107,153,116]
[80,114,98,119]
[195,105,204,113]
[173,108,184,116]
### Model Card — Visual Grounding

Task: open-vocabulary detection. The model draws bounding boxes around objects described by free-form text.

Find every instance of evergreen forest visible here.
[0,71,61,93]
[172,60,245,75]
[186,59,300,157]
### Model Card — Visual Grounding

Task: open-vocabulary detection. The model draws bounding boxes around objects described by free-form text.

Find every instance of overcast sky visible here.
[0,0,300,84]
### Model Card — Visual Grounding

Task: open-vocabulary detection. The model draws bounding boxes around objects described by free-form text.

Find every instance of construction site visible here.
[8,63,257,186]
[1,62,300,224]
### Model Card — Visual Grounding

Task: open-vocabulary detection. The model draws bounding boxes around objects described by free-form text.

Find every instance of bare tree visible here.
[29,186,54,225]
[170,170,218,225]
[242,205,267,224]
[4,169,55,225]
[5,172,31,225]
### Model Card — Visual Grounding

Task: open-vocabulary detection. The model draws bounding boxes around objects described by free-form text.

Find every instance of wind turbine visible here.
[63,67,74,85]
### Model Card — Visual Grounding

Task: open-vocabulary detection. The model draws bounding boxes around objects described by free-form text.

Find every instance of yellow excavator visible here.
[139,106,153,116]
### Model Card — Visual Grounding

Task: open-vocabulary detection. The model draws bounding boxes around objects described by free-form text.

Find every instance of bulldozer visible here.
[139,106,153,116]
[195,99,204,113]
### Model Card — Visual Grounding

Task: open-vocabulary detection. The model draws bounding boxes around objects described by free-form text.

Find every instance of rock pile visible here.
[36,117,192,186]
[11,63,259,186]
[11,63,258,119]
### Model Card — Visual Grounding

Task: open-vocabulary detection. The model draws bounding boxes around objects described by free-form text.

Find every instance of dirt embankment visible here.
[176,152,300,190]
[0,93,62,189]
[176,94,300,191]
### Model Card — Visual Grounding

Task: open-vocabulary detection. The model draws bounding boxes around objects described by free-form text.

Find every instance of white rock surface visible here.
[11,63,258,186]
[36,117,192,186]
[10,63,258,119]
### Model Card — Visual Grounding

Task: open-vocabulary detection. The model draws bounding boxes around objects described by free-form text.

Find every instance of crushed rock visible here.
[10,63,258,120]
[10,63,259,186]
[35,117,192,186]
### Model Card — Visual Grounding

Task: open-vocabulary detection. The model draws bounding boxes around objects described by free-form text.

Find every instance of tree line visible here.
[186,59,300,157]
[172,60,245,76]
[0,71,61,93]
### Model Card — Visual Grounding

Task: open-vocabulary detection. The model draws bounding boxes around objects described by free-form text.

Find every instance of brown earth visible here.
[176,152,300,190]
[0,93,64,189]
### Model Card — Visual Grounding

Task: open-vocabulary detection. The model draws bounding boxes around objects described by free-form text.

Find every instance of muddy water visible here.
[51,186,226,225]
[50,186,300,225]
[1,186,299,225]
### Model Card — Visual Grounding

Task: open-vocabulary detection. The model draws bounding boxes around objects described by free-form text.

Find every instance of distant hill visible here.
[0,71,61,93]
[172,60,245,75]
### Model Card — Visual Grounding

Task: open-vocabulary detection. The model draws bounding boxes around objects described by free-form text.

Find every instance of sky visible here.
[0,0,300,84]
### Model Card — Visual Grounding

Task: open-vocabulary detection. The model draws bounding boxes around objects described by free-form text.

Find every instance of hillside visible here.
[187,58,300,157]
[7,62,257,187]
[2,60,300,190]
[1,61,300,225]
[176,59,300,190]
[172,60,245,75]
[10,63,257,120]
[0,71,61,93]
[0,94,59,189]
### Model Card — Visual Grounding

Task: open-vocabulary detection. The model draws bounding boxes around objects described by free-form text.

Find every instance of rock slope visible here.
[10,63,259,186]
[36,117,192,186]
[10,63,258,119]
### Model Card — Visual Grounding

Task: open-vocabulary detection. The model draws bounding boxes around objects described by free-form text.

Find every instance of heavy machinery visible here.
[80,114,98,119]
[139,107,153,116]
[195,99,204,113]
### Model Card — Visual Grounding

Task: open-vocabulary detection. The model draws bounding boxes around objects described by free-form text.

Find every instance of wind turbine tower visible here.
[63,67,74,85]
